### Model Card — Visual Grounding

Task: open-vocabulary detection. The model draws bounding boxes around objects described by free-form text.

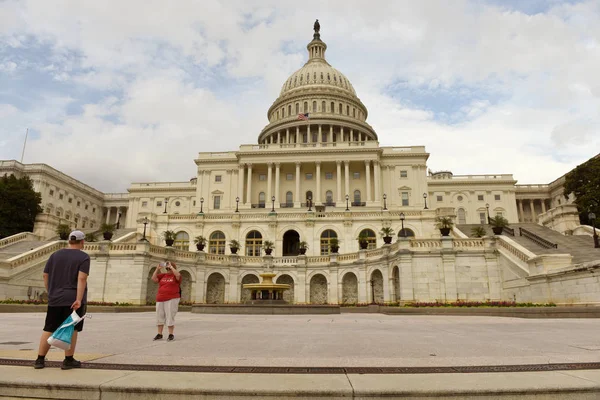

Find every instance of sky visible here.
[0,0,599,193]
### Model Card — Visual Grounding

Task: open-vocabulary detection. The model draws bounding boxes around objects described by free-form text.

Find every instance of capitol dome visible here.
[258,21,377,145]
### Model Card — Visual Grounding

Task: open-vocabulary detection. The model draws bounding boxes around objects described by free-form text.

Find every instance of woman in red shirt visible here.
[151,261,181,341]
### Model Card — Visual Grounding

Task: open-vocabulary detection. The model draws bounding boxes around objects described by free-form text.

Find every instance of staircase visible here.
[0,240,52,261]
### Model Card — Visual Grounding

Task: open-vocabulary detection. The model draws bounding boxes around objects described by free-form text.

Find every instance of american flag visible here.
[297,113,309,121]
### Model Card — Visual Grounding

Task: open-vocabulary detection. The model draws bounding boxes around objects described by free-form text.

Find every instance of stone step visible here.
[0,241,51,260]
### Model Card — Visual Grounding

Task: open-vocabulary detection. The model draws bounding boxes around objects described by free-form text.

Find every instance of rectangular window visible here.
[77,201,80,207]
[495,194,501,201]
[479,212,487,224]
[478,195,484,201]
[437,195,443,202]
[49,190,54,196]
[402,192,409,206]
[92,208,96,213]
[214,196,221,209]
[142,201,148,207]
[193,200,196,206]
[259,174,266,181]
[157,201,162,207]
[305,173,313,180]
[353,172,360,179]
[59,194,64,200]
[286,173,293,180]
[68,198,72,203]
[325,172,333,180]
[400,170,408,178]
[215,175,222,182]
[85,205,88,210]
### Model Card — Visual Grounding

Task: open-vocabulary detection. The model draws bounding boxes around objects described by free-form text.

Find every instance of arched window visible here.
[353,108,356,117]
[398,228,415,238]
[245,230,263,256]
[353,190,361,205]
[331,102,334,113]
[339,103,342,114]
[281,107,284,117]
[457,208,466,224]
[286,191,293,206]
[209,231,226,255]
[258,192,266,208]
[325,190,333,205]
[359,229,377,249]
[174,231,189,250]
[346,105,350,115]
[320,229,338,255]
[322,101,326,112]
[312,101,316,112]
[303,102,308,113]
[288,105,291,116]
[295,103,299,114]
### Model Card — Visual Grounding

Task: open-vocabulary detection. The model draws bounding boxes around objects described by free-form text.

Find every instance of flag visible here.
[297,113,309,121]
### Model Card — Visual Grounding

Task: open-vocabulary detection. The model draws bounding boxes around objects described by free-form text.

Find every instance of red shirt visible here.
[156,273,181,302]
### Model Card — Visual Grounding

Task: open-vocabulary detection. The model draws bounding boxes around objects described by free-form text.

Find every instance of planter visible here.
[330,246,339,253]
[59,233,69,240]
[196,243,205,251]
[298,248,307,255]
[165,239,174,247]
[439,228,451,236]
[492,227,504,235]
[103,232,113,241]
[230,247,239,255]
[264,248,273,256]
[383,236,392,244]
[359,241,369,250]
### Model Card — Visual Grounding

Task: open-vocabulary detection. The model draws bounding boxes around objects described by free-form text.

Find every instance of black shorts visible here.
[43,305,86,333]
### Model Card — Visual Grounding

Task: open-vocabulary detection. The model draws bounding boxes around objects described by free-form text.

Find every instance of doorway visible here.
[282,230,300,256]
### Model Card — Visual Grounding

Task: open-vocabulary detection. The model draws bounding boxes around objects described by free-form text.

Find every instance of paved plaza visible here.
[2,312,600,368]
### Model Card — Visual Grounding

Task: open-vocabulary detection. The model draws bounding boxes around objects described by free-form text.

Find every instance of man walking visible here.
[34,230,90,370]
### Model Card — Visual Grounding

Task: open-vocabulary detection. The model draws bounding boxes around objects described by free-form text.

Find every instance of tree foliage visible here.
[564,155,600,226]
[0,174,42,238]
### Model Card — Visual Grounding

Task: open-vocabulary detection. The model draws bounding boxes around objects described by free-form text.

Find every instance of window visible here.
[359,229,377,249]
[325,172,333,180]
[305,173,313,180]
[258,192,265,207]
[353,172,360,179]
[306,191,313,202]
[193,200,196,206]
[320,229,338,255]
[322,132,327,142]
[353,108,356,117]
[213,196,221,209]
[174,231,190,250]
[303,102,308,113]
[400,170,408,178]
[398,228,415,238]
[245,230,263,256]
[286,173,293,180]
[74,217,79,225]
[215,175,222,182]
[59,194,64,200]
[68,198,73,203]
[312,101,316,111]
[286,191,293,205]
[175,201,181,207]
[331,102,334,112]
[82,221,86,228]
[353,190,361,205]
[457,208,466,224]
[457,195,463,202]
[339,103,342,114]
[346,105,350,115]
[85,205,88,210]
[437,196,443,202]
[49,190,54,196]
[325,190,333,204]
[92,207,95,213]
[322,101,326,111]
[288,105,291,115]
[495,194,501,201]
[142,201,148,207]
[479,212,487,224]
[296,103,299,114]
[402,192,409,206]
[157,201,162,207]
[478,195,484,201]
[209,231,226,254]
[276,110,279,119]
[259,174,266,181]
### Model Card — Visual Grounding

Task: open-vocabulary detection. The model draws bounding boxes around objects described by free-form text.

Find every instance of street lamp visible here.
[271,195,276,212]
[200,197,204,214]
[345,194,350,211]
[400,212,406,238]
[163,198,169,214]
[383,193,387,210]
[589,212,599,248]
[141,217,149,242]
[307,197,312,212]
[486,203,490,224]
[423,193,428,209]
[235,197,239,213]
[370,279,375,304]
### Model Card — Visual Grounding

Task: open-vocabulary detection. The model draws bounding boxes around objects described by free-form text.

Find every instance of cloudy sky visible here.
[0,0,599,192]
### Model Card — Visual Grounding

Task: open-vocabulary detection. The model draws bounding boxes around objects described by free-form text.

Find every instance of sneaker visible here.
[153,334,163,341]
[167,334,174,341]
[61,358,81,370]
[34,358,45,369]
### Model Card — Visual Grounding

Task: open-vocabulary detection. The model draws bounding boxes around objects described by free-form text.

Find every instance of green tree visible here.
[0,174,42,238]
[564,155,600,226]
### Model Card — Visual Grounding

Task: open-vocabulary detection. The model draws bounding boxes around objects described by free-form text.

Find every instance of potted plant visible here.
[329,237,340,253]
[489,215,509,235]
[435,216,454,236]
[357,232,369,250]
[56,224,70,240]
[298,241,308,255]
[379,226,395,244]
[262,240,275,256]
[163,230,176,246]
[194,235,207,251]
[229,239,240,254]
[471,226,487,238]
[85,232,97,242]
[101,223,115,240]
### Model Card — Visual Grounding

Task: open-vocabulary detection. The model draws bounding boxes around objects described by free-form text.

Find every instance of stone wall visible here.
[310,274,328,304]
[240,274,259,302]
[206,273,225,304]
[371,270,384,303]
[276,274,295,303]
[342,272,358,304]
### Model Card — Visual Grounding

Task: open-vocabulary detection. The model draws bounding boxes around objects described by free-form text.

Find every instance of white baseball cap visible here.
[69,230,85,241]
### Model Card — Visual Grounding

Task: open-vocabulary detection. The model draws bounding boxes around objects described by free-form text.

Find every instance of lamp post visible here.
[370,279,375,304]
[141,217,148,242]
[589,212,599,248]
[235,197,239,213]
[200,197,204,214]
[271,195,275,213]
[163,198,168,214]
[307,197,312,212]
[400,212,406,238]
[345,194,350,211]
[486,203,490,224]
[116,211,121,229]
[383,193,387,210]
[423,193,428,209]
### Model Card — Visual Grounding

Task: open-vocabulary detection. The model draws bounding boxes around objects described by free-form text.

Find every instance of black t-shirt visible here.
[43,248,91,307]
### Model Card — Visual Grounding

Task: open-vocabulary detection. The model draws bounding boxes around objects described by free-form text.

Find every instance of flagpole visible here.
[20,128,28,163]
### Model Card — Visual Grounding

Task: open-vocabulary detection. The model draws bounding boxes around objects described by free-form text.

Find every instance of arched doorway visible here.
[276,274,295,303]
[206,273,225,304]
[282,230,300,256]
[341,272,358,304]
[146,267,158,304]
[370,270,384,303]
[392,267,400,302]
[179,270,192,302]
[240,274,259,302]
[309,274,328,304]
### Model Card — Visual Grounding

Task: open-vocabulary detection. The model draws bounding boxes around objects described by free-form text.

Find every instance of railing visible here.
[0,232,31,248]
[273,257,298,264]
[351,202,366,207]
[365,247,387,258]
[503,227,515,236]
[453,239,485,249]
[410,239,442,248]
[519,228,558,249]
[306,256,330,264]
[496,237,533,263]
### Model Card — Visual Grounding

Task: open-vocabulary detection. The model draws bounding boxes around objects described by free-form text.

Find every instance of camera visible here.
[159,262,168,267]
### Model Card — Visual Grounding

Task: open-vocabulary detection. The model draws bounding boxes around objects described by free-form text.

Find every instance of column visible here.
[389,166,396,206]
[295,162,301,207]
[275,163,281,207]
[267,162,273,205]
[529,200,536,223]
[246,163,253,206]
[541,199,547,214]
[307,124,311,143]
[316,161,321,204]
[286,128,290,144]
[196,170,205,206]
[318,124,322,143]
[350,129,354,142]
[277,131,281,144]
[106,207,111,224]
[365,160,372,203]
[341,127,344,142]
[329,126,333,143]
[374,161,381,202]
[336,161,342,203]
[238,164,244,203]
[344,161,350,201]
[518,199,524,222]
[296,127,300,144]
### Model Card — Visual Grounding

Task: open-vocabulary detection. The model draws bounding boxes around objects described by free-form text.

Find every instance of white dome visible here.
[279,62,357,98]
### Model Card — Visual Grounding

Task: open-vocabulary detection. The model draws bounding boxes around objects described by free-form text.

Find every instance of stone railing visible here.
[496,236,534,263]
[365,247,387,258]
[410,239,442,249]
[273,257,298,265]
[0,232,36,248]
[306,255,331,264]
[453,239,485,249]
[0,241,66,272]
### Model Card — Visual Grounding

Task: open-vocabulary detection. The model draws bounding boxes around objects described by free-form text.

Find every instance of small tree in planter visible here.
[379,226,395,244]
[471,226,487,238]
[101,223,116,240]
[229,239,241,254]
[489,215,509,235]
[329,237,340,253]
[163,230,176,246]
[56,224,71,240]
[357,232,369,250]
[85,232,97,242]
[298,241,308,255]
[194,235,207,251]
[262,240,275,256]
[435,216,454,236]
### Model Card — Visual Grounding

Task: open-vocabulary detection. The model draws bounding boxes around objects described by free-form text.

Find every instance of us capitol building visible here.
[1,23,598,306]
